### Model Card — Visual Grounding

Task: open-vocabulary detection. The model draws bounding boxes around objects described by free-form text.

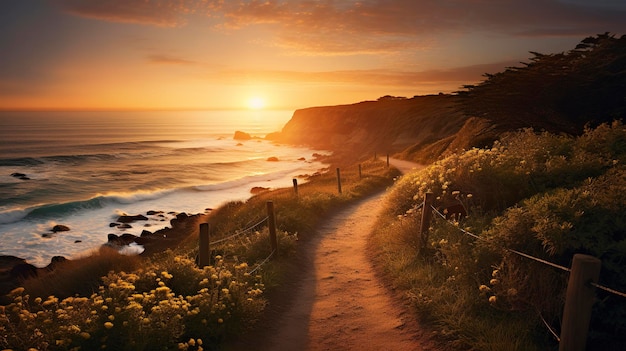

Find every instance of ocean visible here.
[0,110,327,267]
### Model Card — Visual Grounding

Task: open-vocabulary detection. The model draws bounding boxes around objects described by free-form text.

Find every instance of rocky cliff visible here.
[269,94,473,162]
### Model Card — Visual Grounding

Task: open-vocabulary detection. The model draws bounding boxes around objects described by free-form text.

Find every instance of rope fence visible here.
[198,201,279,273]
[208,216,269,246]
[429,203,623,295]
[247,249,276,276]
[417,193,625,351]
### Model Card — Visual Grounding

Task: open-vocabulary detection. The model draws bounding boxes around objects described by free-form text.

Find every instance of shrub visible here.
[372,121,626,350]
[0,254,265,350]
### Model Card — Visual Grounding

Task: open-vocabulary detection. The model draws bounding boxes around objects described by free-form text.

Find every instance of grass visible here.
[369,121,626,351]
[1,158,397,351]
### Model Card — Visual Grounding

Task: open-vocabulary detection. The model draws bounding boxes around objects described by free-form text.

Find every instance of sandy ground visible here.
[226,159,433,351]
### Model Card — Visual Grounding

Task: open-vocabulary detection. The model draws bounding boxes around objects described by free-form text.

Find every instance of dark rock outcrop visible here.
[117,214,148,223]
[107,233,138,246]
[52,224,70,233]
[10,172,30,180]
[46,256,67,270]
[233,131,252,140]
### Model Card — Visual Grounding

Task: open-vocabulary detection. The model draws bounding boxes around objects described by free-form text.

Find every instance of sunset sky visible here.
[1,0,625,111]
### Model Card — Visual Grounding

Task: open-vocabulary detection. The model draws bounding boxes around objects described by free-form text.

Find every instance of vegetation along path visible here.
[230,159,432,350]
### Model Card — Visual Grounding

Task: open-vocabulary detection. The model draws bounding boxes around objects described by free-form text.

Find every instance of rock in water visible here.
[52,224,70,233]
[117,214,148,223]
[10,172,30,180]
[233,130,252,140]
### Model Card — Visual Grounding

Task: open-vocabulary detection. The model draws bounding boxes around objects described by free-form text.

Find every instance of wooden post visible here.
[559,254,601,351]
[198,223,210,268]
[419,193,434,251]
[374,152,377,161]
[358,164,362,179]
[386,153,390,167]
[336,167,342,194]
[292,178,298,196]
[267,201,278,257]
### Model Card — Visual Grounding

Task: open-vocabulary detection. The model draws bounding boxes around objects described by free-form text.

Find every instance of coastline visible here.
[0,209,210,302]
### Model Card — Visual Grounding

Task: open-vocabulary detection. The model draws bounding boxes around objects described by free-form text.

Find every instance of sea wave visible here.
[0,167,300,225]
[0,189,175,225]
[191,168,299,192]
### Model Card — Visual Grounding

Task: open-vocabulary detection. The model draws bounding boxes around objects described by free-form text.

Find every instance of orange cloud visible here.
[51,0,218,27]
[147,54,198,65]
[53,0,626,55]
[215,61,518,87]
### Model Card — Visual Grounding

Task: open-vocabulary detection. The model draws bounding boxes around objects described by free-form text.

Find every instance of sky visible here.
[1,0,625,111]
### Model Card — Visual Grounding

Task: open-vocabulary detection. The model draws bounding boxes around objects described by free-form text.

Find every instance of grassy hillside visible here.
[366,33,626,350]
[371,122,626,350]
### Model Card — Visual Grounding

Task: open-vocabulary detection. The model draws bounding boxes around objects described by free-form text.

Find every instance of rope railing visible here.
[209,216,269,245]
[429,204,625,296]
[247,249,276,276]
[427,201,626,347]
[539,311,561,342]
[590,282,626,298]
[199,201,279,271]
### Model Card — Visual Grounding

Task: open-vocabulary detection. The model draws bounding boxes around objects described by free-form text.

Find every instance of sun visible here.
[247,96,266,110]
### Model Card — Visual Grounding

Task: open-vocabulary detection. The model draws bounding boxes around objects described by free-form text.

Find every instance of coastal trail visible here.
[226,159,434,351]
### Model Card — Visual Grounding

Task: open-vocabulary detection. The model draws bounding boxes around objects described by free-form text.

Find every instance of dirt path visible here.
[226,159,431,351]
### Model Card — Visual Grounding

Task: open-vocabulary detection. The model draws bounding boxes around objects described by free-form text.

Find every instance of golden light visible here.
[247,96,266,110]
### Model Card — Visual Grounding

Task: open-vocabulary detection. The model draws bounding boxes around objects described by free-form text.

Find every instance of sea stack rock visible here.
[233,131,252,140]
[51,224,70,233]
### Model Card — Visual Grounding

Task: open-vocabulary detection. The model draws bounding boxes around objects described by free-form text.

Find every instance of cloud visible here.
[147,54,197,65]
[53,0,626,54]
[215,60,518,88]
[50,0,220,27]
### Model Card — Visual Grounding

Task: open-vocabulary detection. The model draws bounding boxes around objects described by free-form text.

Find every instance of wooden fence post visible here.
[293,178,298,196]
[267,201,278,257]
[336,167,342,194]
[559,254,601,351]
[419,193,434,252]
[387,153,390,167]
[358,164,362,179]
[198,223,210,268]
[374,152,377,161]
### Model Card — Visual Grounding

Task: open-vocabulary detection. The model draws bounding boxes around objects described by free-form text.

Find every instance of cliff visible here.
[270,94,471,162]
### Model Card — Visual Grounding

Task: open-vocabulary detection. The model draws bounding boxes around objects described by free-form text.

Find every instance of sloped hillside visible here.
[270,94,468,162]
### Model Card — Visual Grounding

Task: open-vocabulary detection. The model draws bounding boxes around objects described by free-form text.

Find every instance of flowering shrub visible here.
[377,121,626,349]
[0,254,265,350]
